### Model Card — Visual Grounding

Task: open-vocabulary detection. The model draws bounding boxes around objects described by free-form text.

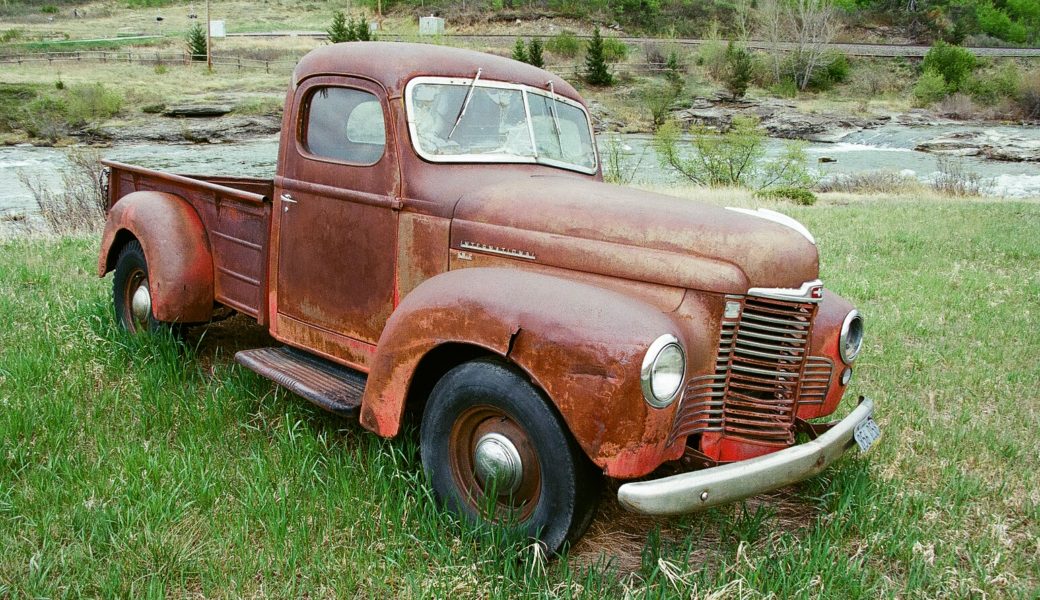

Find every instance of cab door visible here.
[272,76,400,370]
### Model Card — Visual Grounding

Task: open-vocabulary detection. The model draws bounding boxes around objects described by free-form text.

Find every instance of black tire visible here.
[420,358,601,555]
[112,240,171,335]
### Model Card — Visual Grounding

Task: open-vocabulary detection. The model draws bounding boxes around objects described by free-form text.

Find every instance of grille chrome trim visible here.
[668,291,833,447]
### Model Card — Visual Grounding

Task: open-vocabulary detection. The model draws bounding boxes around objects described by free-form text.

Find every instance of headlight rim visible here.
[839,310,864,364]
[640,334,686,409]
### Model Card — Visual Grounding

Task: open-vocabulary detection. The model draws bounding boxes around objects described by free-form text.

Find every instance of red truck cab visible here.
[98,42,878,554]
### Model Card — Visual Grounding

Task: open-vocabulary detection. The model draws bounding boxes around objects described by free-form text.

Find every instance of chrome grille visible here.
[669,294,830,446]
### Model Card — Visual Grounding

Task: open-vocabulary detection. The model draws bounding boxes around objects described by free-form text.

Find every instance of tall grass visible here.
[1,194,1038,597]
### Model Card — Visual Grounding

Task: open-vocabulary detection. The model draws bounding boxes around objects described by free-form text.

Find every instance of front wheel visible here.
[420,359,601,554]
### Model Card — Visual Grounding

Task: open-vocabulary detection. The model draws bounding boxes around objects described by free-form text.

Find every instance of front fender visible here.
[360,267,690,478]
[98,192,214,323]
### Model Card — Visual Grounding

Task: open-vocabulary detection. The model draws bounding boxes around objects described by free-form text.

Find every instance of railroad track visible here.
[226,31,1040,58]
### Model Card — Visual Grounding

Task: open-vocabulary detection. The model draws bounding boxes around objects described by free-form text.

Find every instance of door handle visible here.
[281,193,297,204]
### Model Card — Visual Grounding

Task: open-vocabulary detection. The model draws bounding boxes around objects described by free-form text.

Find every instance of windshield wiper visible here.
[545,81,564,151]
[447,68,482,140]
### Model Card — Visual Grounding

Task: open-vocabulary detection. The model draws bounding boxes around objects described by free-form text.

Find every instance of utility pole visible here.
[206,0,212,71]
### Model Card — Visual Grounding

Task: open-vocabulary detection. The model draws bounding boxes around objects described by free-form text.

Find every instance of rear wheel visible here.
[420,359,601,554]
[112,241,174,335]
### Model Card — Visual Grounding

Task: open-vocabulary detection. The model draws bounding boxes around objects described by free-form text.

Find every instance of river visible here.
[2,124,1039,228]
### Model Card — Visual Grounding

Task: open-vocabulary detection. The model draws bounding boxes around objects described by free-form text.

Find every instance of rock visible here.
[162,105,233,118]
[915,130,1040,162]
[818,157,837,163]
[672,96,886,143]
[89,115,281,145]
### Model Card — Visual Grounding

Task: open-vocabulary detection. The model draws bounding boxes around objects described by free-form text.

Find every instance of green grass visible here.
[1,196,1038,597]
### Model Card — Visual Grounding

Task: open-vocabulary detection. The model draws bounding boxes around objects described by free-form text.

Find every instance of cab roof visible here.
[293,41,583,103]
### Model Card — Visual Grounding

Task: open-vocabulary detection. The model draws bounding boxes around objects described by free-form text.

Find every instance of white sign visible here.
[209,20,226,38]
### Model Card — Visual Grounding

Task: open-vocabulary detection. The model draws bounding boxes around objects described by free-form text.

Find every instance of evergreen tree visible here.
[186,22,207,61]
[527,38,544,68]
[354,15,373,41]
[512,38,528,63]
[327,11,350,43]
[584,27,613,86]
[724,42,753,99]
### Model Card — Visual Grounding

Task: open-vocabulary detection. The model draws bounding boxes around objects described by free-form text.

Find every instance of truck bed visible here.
[102,160,273,323]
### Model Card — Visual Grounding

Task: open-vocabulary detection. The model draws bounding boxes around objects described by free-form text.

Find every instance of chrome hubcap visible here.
[131,281,151,324]
[473,432,523,495]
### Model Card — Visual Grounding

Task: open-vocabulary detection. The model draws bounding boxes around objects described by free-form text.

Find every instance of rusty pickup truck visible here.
[97,42,878,553]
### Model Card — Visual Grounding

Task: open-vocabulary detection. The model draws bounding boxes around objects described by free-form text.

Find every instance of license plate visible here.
[854,417,881,452]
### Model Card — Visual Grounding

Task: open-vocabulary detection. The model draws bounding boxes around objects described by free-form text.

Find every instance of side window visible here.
[303,87,386,164]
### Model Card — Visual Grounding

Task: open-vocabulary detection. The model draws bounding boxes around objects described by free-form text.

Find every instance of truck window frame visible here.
[403,76,599,175]
[298,85,388,167]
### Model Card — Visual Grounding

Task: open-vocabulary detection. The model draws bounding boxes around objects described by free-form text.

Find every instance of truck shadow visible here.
[569,484,823,574]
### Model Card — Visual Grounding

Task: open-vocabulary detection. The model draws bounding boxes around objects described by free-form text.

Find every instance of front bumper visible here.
[617,398,876,515]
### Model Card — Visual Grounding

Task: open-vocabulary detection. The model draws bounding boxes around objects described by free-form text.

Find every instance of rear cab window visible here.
[303,87,386,165]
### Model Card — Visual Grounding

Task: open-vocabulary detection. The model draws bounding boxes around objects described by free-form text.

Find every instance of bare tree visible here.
[785,0,842,90]
[755,0,785,83]
[733,0,755,43]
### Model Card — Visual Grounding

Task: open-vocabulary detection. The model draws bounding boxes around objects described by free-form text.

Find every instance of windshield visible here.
[406,78,598,173]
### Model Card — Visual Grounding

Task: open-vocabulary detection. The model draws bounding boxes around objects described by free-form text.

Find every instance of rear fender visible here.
[98,192,214,323]
[360,267,691,478]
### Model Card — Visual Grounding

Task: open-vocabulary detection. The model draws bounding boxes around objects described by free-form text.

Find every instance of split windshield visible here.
[407,79,598,173]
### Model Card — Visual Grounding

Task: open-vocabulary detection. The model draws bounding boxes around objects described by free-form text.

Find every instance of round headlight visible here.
[839,310,864,364]
[641,334,686,408]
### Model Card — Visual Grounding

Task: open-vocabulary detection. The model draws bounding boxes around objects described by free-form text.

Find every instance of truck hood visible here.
[450,176,819,295]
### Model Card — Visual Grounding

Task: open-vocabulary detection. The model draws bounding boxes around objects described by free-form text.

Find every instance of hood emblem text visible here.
[460,241,536,261]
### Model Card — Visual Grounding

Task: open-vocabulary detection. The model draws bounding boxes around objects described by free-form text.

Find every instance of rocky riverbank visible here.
[613,94,1040,163]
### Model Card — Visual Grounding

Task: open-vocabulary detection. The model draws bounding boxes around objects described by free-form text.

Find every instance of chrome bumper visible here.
[617,398,875,515]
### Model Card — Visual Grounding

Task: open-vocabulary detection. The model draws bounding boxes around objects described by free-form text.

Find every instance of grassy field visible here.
[1,192,1038,597]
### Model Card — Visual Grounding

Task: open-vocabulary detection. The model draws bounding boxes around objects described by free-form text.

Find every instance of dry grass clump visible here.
[818,170,923,195]
[932,154,991,197]
[16,148,106,234]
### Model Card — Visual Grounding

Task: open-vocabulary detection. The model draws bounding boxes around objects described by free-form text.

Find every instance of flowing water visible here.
[2,123,1039,230]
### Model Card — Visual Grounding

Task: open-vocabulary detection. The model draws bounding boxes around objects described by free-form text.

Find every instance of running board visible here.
[235,347,366,419]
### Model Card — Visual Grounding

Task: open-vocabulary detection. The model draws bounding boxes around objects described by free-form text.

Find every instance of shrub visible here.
[602,136,648,185]
[1,28,25,43]
[527,38,544,68]
[584,28,613,87]
[1016,70,1040,119]
[914,70,949,106]
[807,52,851,90]
[770,78,799,98]
[723,42,753,99]
[922,41,977,92]
[40,5,58,14]
[653,116,816,193]
[642,81,681,130]
[758,186,817,205]
[64,83,122,126]
[546,31,581,58]
[697,39,729,81]
[186,22,207,61]
[512,38,527,63]
[601,37,629,63]
[965,62,1021,105]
